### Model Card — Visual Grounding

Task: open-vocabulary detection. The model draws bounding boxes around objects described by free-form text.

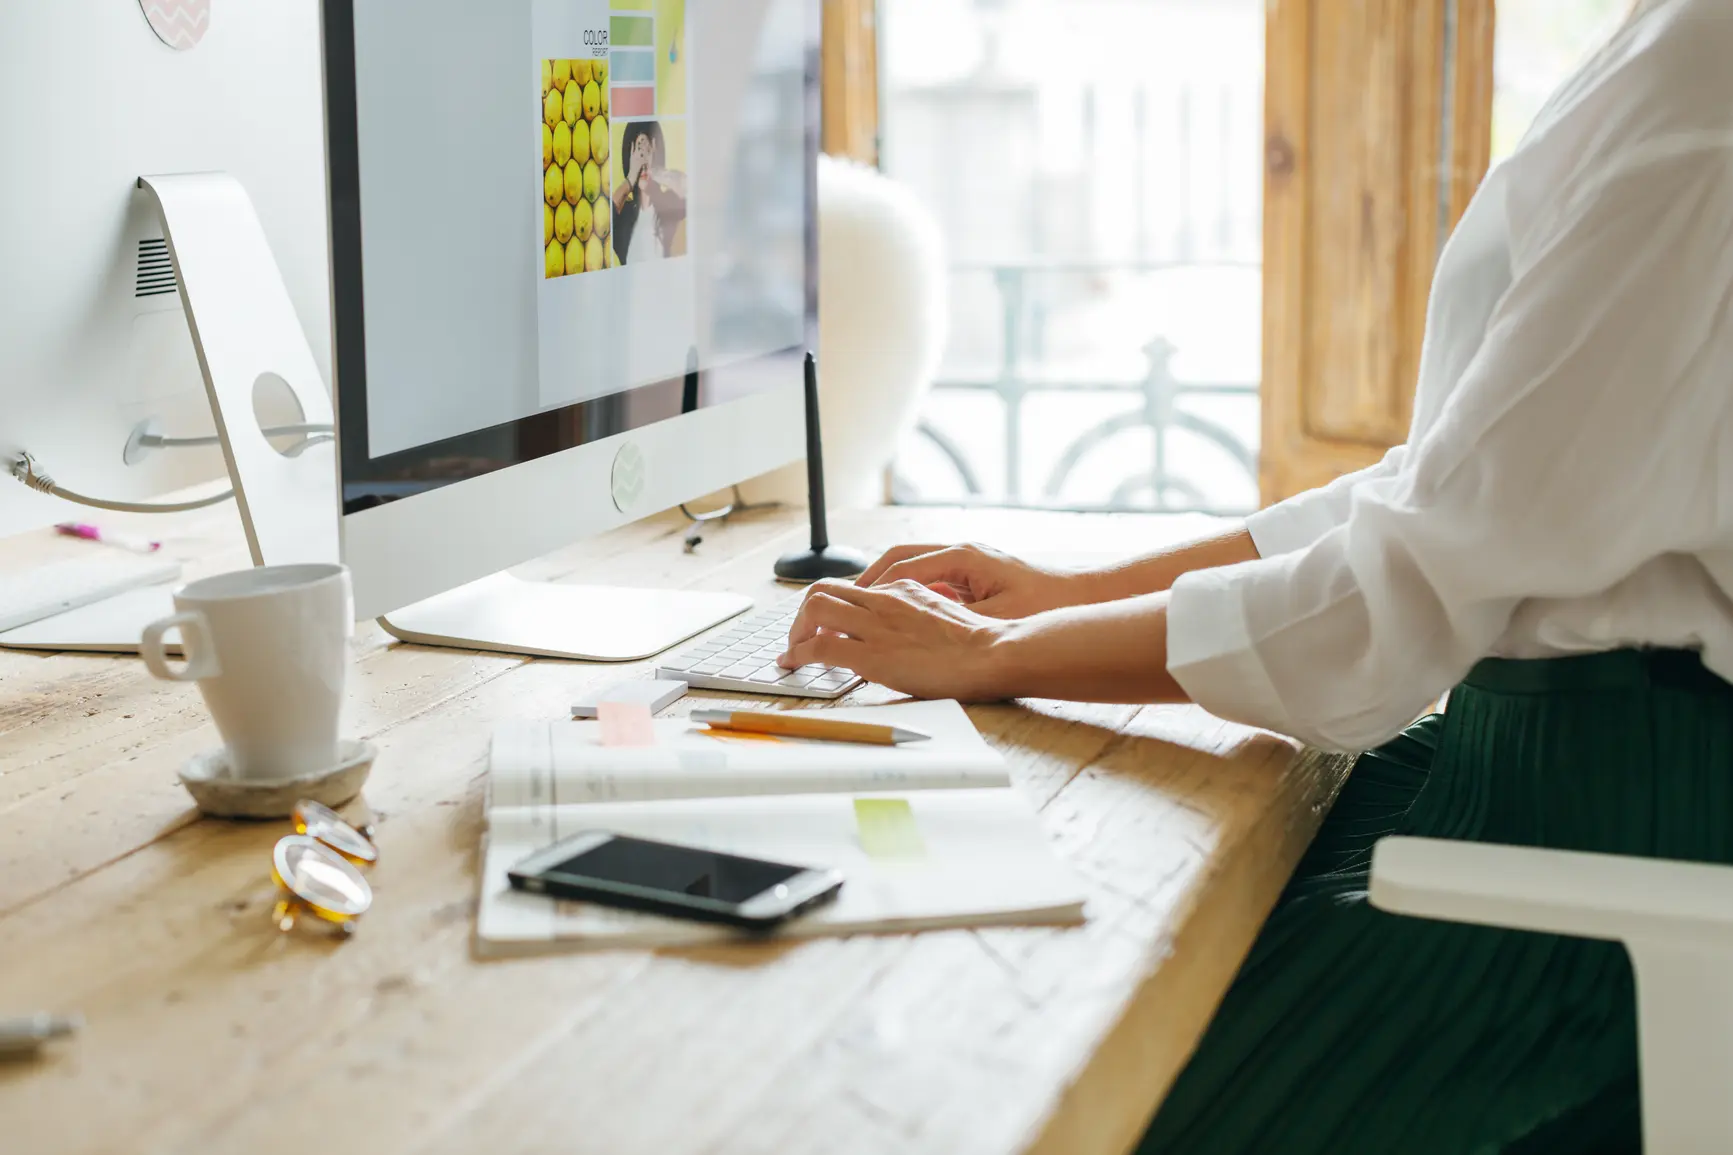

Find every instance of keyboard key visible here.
[747,665,787,683]
[693,660,729,674]
[721,662,759,678]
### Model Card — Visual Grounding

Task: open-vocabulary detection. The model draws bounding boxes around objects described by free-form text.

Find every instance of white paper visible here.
[489,699,1009,807]
[476,700,1086,955]
[477,790,1087,953]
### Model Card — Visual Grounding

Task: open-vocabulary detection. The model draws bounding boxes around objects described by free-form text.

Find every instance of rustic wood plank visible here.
[1448,0,1497,230]
[1260,0,1492,506]
[0,505,1348,1155]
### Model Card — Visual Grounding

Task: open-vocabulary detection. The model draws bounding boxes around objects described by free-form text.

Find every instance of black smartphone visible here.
[507,831,844,930]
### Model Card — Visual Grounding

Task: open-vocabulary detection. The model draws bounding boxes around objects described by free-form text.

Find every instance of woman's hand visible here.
[778,579,1012,701]
[856,543,1086,619]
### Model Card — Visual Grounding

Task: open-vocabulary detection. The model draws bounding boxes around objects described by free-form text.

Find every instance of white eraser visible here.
[571,679,688,719]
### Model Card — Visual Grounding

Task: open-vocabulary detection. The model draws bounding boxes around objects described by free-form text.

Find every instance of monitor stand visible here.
[377,573,751,662]
[0,173,337,654]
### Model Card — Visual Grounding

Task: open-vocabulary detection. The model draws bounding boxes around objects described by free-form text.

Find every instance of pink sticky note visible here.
[598,701,657,747]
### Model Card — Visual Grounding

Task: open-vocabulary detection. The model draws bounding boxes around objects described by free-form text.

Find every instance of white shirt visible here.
[630,188,664,261]
[1167,0,1733,753]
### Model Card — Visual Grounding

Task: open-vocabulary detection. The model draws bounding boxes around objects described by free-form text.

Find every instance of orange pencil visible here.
[689,710,930,746]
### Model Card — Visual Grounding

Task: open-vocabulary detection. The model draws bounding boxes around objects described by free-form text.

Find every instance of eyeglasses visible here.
[270,800,378,936]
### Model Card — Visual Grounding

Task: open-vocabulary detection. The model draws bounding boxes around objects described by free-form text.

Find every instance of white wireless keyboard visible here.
[0,555,182,633]
[656,599,863,700]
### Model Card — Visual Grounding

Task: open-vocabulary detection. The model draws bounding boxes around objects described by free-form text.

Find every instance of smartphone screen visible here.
[545,835,807,905]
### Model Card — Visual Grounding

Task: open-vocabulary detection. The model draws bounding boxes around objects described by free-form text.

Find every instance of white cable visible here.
[8,451,232,513]
[142,423,332,449]
[7,432,333,515]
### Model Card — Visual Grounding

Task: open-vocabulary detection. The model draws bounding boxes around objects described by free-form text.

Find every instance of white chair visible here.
[1370,836,1733,1154]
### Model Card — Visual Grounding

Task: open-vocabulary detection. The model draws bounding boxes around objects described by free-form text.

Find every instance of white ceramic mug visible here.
[140,564,353,781]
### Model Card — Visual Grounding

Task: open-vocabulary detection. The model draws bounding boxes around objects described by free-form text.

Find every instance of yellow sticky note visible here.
[854,798,926,860]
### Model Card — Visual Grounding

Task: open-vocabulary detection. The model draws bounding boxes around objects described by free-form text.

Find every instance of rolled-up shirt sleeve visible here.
[1168,141,1733,751]
[1244,447,1409,558]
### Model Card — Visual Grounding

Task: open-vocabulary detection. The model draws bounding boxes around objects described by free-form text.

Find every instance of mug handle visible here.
[140,611,220,682]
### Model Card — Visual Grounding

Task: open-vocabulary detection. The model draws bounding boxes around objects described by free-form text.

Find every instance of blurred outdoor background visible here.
[881,0,1630,514]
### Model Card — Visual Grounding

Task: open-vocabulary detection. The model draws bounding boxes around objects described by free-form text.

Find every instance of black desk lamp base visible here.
[774,544,870,584]
[775,352,869,585]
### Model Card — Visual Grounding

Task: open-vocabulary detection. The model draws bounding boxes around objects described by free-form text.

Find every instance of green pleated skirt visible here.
[1140,649,1733,1155]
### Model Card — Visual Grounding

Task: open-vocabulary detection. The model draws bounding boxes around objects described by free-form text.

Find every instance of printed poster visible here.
[534,0,695,407]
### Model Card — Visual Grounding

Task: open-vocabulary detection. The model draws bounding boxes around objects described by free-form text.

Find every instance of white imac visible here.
[324,0,818,659]
[0,0,333,540]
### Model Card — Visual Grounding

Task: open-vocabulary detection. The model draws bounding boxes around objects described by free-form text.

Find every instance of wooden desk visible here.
[0,504,1349,1155]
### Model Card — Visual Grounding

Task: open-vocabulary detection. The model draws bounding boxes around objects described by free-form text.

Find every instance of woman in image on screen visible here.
[612,120,687,264]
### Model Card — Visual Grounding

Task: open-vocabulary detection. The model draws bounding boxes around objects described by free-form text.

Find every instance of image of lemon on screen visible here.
[592,192,610,241]
[590,116,608,166]
[571,115,591,166]
[540,58,615,279]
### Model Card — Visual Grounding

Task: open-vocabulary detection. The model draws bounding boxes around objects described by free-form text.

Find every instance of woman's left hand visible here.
[778,579,1013,701]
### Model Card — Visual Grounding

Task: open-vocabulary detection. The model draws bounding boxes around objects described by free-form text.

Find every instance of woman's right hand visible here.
[855,543,1088,619]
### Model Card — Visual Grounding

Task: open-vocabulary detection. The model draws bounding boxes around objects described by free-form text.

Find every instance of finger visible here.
[800,577,894,611]
[779,630,867,672]
[929,581,966,602]
[857,544,948,588]
[784,591,875,652]
[827,578,962,620]
[874,547,984,594]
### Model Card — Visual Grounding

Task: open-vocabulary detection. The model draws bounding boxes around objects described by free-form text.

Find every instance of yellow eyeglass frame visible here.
[270,801,380,935]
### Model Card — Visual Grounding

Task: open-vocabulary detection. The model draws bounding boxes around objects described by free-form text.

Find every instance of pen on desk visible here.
[56,522,161,554]
[690,709,930,746]
[0,1013,80,1059]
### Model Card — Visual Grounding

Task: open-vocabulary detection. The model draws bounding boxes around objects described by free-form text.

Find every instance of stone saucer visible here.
[178,739,376,819]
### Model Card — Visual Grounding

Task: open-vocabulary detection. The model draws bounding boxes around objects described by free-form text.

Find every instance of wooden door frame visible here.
[822,0,880,165]
[1260,0,1495,505]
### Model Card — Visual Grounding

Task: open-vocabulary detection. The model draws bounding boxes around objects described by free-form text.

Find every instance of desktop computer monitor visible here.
[0,1,333,540]
[324,0,818,659]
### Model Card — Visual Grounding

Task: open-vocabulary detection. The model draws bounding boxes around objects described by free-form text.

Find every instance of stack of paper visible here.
[476,700,1087,954]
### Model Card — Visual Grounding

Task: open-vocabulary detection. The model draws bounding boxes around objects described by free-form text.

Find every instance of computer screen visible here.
[325,0,817,510]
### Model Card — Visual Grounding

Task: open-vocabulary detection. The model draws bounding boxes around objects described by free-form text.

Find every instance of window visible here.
[1492,0,1628,162]
[882,0,1264,514]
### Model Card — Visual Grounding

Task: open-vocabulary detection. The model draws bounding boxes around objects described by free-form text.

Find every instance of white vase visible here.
[737,155,948,509]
